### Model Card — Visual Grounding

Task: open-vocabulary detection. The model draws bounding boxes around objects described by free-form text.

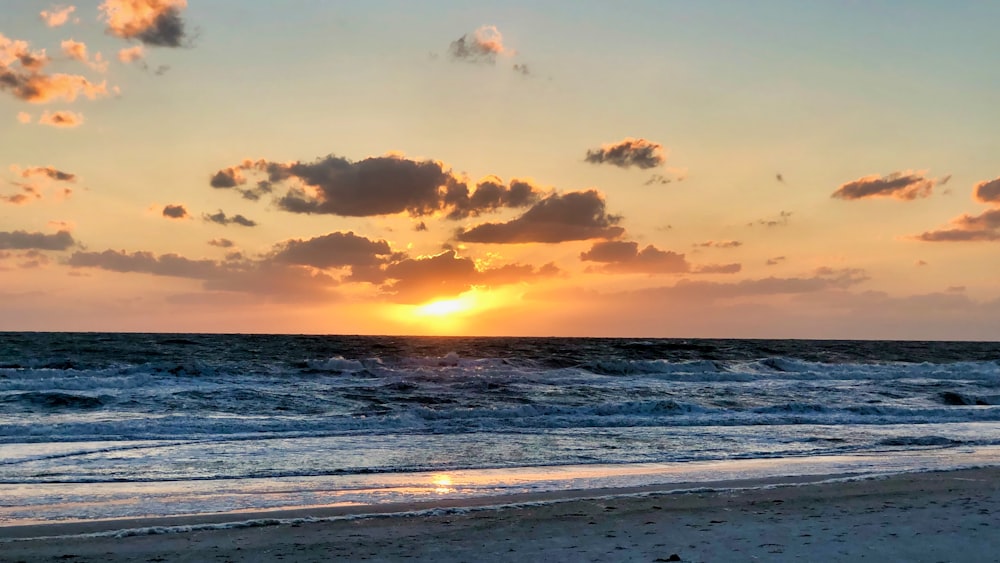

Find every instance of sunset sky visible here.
[2,1,999,339]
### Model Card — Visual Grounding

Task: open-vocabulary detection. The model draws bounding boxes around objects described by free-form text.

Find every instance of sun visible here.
[415,296,473,317]
[385,287,515,334]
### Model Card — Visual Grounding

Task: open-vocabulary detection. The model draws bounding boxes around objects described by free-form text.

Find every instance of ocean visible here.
[2,333,1000,528]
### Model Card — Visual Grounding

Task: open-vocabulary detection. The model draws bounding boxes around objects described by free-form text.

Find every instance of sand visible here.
[2,467,999,562]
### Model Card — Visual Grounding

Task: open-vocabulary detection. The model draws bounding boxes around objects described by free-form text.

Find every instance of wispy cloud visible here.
[39,110,84,127]
[203,210,257,227]
[832,171,944,201]
[14,165,77,182]
[39,5,77,28]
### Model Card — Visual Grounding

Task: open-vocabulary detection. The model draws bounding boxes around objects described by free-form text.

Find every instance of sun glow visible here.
[416,296,474,317]
[385,287,517,335]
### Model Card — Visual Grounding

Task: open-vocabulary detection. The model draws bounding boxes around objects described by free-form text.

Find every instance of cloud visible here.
[17,112,31,124]
[117,45,145,62]
[214,154,545,220]
[749,210,792,228]
[832,171,942,201]
[68,249,229,281]
[512,63,530,75]
[913,208,1000,242]
[974,177,1000,205]
[208,238,233,248]
[14,165,77,182]
[581,240,741,275]
[276,155,455,216]
[634,267,869,301]
[40,5,76,27]
[61,40,108,73]
[203,210,256,227]
[378,250,557,303]
[271,231,393,269]
[100,0,189,48]
[444,176,544,219]
[585,138,666,169]
[0,230,75,250]
[1,185,41,205]
[162,204,187,219]
[38,110,84,127]
[15,165,76,182]
[457,190,625,243]
[698,240,742,248]
[209,166,245,188]
[448,25,508,64]
[766,256,786,266]
[0,33,108,104]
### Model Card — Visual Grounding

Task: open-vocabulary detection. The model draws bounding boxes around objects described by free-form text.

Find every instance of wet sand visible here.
[3,467,999,562]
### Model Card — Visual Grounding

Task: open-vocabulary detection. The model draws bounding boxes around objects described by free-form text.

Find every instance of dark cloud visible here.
[457,190,624,244]
[448,25,507,64]
[100,0,189,48]
[832,171,941,201]
[0,230,75,250]
[581,240,689,274]
[766,256,786,266]
[585,138,666,169]
[512,63,530,75]
[203,210,257,227]
[445,176,543,219]
[162,204,188,219]
[210,166,244,188]
[212,155,541,219]
[974,177,1000,205]
[207,238,234,248]
[913,209,1000,242]
[581,240,740,275]
[272,231,393,269]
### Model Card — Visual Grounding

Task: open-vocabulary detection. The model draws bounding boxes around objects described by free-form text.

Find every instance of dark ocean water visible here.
[1,333,999,525]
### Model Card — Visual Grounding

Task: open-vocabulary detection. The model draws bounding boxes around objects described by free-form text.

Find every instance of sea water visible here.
[2,333,999,526]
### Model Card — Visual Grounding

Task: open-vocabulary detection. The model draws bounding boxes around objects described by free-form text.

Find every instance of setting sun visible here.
[416,297,471,317]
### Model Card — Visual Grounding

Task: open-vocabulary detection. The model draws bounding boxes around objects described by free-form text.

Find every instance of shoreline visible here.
[3,466,1000,561]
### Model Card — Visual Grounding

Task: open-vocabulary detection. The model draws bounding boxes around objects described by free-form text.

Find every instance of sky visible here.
[1,0,999,339]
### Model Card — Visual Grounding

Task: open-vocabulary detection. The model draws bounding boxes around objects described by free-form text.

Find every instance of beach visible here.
[3,467,999,562]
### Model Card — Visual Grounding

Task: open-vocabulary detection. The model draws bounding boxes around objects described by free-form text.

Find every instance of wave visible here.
[1,391,105,410]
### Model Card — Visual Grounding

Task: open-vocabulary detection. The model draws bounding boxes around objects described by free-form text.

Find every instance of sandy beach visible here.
[3,467,999,562]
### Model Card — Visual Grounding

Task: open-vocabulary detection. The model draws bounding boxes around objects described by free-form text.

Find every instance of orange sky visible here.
[2,1,999,339]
